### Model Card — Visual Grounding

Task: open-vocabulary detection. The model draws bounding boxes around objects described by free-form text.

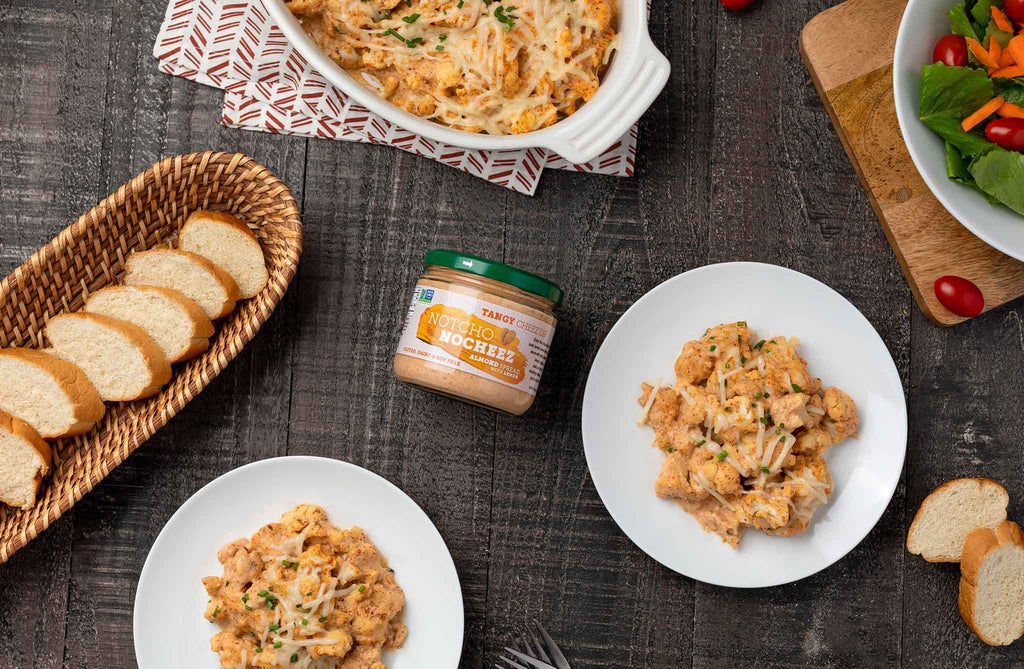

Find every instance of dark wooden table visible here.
[1,0,1022,667]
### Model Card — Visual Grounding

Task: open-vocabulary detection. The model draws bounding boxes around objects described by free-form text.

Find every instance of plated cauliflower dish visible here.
[637,322,859,549]
[285,0,618,134]
[202,504,407,668]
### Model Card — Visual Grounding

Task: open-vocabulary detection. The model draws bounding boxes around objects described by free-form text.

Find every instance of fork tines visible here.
[495,620,571,669]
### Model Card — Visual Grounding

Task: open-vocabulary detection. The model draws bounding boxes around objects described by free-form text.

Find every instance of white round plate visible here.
[133,456,464,667]
[582,263,907,588]
[894,0,1024,262]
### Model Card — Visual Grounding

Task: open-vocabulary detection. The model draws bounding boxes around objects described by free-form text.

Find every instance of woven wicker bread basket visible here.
[0,152,302,564]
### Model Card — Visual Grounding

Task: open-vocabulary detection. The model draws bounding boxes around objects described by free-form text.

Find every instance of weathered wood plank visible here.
[0,1,115,666]
[692,1,912,667]
[286,137,515,669]
[481,0,717,665]
[902,307,1024,669]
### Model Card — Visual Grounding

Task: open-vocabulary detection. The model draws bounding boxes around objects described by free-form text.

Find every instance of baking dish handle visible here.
[544,34,670,165]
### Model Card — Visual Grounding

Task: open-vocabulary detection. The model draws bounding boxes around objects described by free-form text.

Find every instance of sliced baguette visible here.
[907,478,1009,562]
[0,348,105,438]
[0,409,51,508]
[179,210,268,299]
[958,521,1024,646]
[124,248,240,320]
[45,313,172,402]
[84,285,214,363]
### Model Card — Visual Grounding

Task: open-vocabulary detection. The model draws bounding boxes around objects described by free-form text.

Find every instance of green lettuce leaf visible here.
[946,142,1002,202]
[919,63,999,156]
[969,149,1024,214]
[949,2,982,41]
[985,22,1014,48]
[920,63,995,119]
[996,82,1024,105]
[971,0,997,26]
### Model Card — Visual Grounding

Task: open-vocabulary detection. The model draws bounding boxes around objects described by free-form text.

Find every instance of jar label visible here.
[397,285,554,395]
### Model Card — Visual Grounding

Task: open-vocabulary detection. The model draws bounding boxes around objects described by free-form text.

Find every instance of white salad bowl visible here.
[263,0,670,165]
[894,0,1024,261]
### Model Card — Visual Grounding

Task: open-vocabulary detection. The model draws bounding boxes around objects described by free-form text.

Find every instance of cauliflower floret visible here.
[767,392,811,431]
[689,448,742,496]
[312,629,354,658]
[793,427,831,455]
[674,339,714,385]
[823,386,859,441]
[740,492,790,530]
[654,450,700,500]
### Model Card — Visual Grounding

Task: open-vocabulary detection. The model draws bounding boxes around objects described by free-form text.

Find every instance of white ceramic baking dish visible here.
[263,0,670,164]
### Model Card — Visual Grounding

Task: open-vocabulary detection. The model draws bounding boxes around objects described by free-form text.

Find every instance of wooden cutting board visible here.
[800,0,1024,325]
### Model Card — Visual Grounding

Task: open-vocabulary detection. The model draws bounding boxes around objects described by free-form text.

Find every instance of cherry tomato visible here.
[719,0,756,9]
[984,118,1024,151]
[932,34,968,67]
[1004,0,1024,22]
[934,276,984,318]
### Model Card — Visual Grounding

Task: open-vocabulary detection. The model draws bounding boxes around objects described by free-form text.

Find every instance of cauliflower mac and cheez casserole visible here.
[637,322,859,549]
[285,0,619,134]
[202,504,407,668]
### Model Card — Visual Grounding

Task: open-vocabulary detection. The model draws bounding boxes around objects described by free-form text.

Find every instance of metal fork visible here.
[495,619,571,669]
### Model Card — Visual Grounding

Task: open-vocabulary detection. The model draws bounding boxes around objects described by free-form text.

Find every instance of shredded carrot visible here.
[998,49,1017,67]
[967,37,1000,68]
[997,101,1024,119]
[962,96,1005,131]
[1010,34,1024,68]
[992,65,1024,78]
[990,37,1003,65]
[992,6,1014,33]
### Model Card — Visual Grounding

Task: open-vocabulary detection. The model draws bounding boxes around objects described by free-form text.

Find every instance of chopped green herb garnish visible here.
[257,590,268,597]
[302,618,308,626]
[754,340,765,350]
[402,12,420,22]
[740,356,747,364]
[439,33,448,41]
[255,648,263,653]
[359,585,366,593]
[457,0,464,6]
[791,383,803,393]
[291,654,299,663]
[212,607,221,618]
[760,466,770,473]
[697,439,706,447]
[274,641,283,649]
[710,345,717,351]
[241,594,249,603]
[319,615,328,622]
[724,407,732,412]
[436,45,445,50]
[717,450,728,462]
[754,392,762,399]
[269,623,280,631]
[666,446,674,453]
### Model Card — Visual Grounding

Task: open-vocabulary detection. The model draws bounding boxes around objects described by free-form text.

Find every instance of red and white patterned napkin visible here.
[154,0,640,195]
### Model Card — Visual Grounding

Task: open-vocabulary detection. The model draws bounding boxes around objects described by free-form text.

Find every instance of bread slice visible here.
[958,521,1024,646]
[45,313,172,401]
[907,478,1009,562]
[124,248,240,320]
[0,348,105,438]
[84,285,214,363]
[0,409,51,508]
[179,210,268,299]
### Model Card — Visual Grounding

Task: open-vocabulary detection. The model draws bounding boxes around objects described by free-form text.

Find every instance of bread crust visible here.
[906,477,1009,562]
[85,285,214,362]
[183,209,259,242]
[0,348,105,438]
[0,409,52,509]
[46,312,172,401]
[958,521,1024,646]
[181,210,267,299]
[126,249,241,319]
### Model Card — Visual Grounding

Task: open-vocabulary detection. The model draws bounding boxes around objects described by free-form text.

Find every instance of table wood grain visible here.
[0,0,1022,667]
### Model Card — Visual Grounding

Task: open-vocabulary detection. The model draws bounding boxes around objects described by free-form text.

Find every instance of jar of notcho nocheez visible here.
[394,250,563,415]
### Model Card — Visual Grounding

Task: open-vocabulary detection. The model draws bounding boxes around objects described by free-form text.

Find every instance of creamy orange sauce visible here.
[638,322,859,548]
[202,504,406,668]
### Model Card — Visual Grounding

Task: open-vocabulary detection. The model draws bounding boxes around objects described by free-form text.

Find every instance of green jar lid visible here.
[424,249,564,306]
